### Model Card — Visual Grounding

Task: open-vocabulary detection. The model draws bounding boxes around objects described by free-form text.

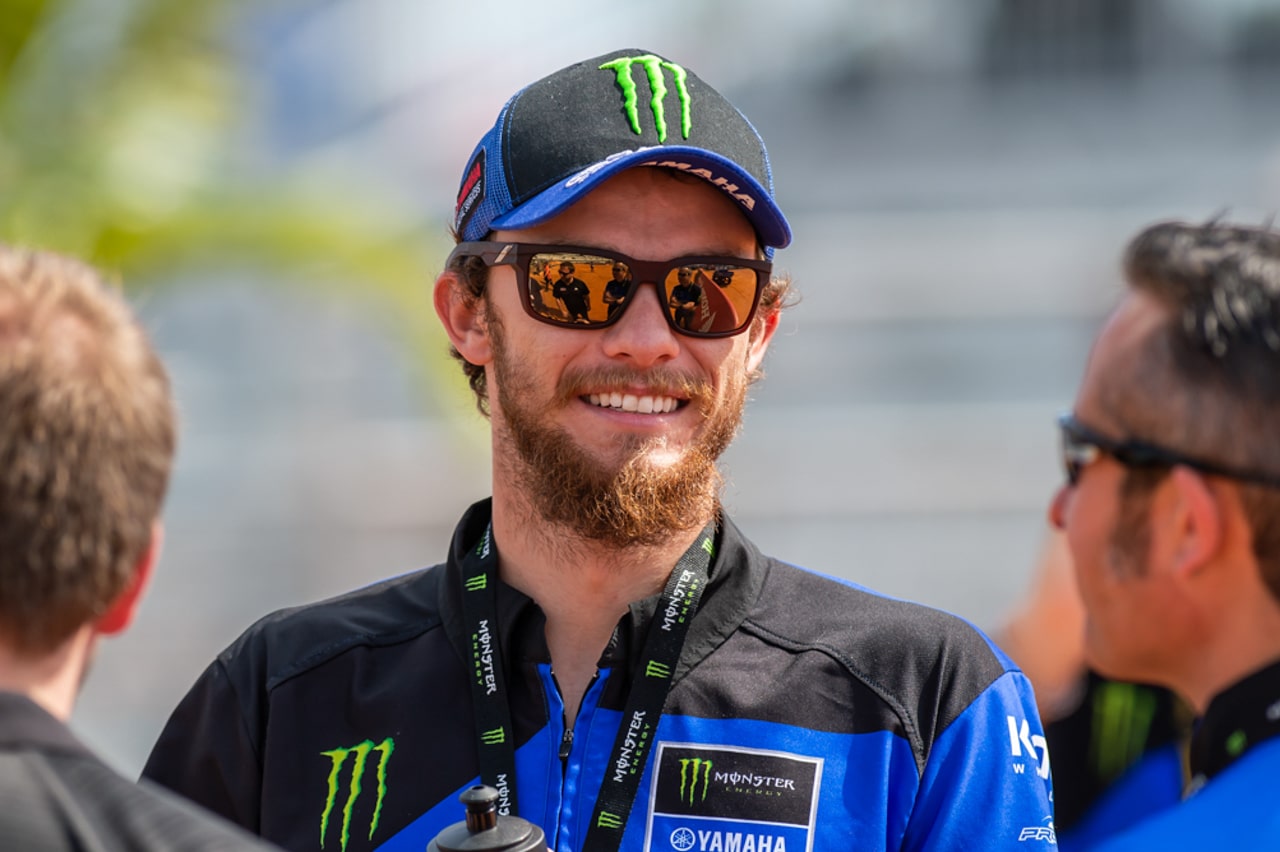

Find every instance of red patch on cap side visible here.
[455,149,486,232]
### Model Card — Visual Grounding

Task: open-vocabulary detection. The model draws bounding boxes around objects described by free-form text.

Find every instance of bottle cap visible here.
[427,785,546,852]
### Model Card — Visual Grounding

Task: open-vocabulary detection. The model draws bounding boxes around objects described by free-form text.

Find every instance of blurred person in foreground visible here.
[0,246,277,850]
[998,531,1189,849]
[1048,219,1280,848]
[143,48,1054,851]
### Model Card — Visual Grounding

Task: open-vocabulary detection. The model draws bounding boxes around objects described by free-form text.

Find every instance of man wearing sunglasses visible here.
[604,262,632,320]
[143,49,1053,851]
[666,267,702,331]
[552,260,592,323]
[1049,220,1280,849]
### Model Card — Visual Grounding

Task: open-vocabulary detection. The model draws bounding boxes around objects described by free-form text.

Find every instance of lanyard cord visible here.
[459,525,520,814]
[458,522,716,848]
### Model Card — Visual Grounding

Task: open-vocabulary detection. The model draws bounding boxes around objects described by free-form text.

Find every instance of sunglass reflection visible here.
[449,241,772,338]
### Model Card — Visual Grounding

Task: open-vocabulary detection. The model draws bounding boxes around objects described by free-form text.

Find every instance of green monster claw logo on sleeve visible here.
[320,738,395,851]
[599,54,692,143]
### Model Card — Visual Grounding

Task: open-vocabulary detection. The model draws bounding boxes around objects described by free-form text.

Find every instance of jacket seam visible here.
[740,617,927,774]
[263,618,445,692]
[212,655,267,826]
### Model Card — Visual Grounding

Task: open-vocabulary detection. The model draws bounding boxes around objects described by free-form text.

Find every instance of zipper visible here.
[559,727,574,763]
[553,670,599,769]
[548,667,603,852]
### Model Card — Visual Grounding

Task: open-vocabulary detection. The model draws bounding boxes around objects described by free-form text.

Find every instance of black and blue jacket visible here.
[143,500,1056,851]
[1087,659,1280,850]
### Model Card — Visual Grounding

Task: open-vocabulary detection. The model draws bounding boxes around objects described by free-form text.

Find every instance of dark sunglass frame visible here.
[447,241,772,338]
[1057,412,1280,489]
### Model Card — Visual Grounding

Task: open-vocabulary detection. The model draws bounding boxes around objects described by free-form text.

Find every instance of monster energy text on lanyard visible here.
[459,521,715,850]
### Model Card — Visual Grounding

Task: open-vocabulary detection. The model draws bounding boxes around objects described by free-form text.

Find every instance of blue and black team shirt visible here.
[1087,659,1280,850]
[142,499,1056,851]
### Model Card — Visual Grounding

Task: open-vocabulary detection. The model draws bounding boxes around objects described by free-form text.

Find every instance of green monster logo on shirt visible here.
[599,54,692,143]
[320,737,395,851]
[680,756,714,805]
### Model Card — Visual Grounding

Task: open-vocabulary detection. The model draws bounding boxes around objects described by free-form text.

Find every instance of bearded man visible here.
[143,49,1055,851]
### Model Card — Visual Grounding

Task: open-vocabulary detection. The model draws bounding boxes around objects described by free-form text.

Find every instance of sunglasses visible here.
[1057,412,1280,488]
[447,241,772,338]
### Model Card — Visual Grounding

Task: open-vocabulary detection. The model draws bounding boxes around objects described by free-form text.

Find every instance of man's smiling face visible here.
[479,167,776,545]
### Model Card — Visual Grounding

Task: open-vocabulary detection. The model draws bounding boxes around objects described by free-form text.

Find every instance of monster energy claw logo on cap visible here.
[453,47,792,249]
[599,54,692,143]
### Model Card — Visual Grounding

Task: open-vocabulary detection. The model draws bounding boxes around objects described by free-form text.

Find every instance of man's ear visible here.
[1168,466,1223,580]
[745,307,780,374]
[434,270,492,366]
[96,521,161,636]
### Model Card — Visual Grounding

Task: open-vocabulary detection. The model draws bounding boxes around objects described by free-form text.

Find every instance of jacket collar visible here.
[1189,656,1280,786]
[440,498,768,679]
[0,690,93,758]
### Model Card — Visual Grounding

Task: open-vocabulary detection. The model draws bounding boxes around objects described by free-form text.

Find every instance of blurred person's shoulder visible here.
[1,691,277,850]
[53,756,283,849]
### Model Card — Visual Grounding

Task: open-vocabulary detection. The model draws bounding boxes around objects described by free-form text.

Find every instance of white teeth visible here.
[586,393,679,413]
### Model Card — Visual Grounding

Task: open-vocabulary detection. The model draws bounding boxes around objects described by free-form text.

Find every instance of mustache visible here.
[556,367,712,407]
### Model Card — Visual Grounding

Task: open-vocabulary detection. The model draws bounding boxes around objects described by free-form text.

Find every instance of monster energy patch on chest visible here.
[643,744,822,852]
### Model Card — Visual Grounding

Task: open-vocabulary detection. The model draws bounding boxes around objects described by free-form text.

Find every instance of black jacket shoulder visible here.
[217,563,451,693]
[0,691,276,850]
[742,559,1016,765]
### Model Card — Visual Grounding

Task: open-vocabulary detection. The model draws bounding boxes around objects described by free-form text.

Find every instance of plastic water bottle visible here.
[427,785,547,852]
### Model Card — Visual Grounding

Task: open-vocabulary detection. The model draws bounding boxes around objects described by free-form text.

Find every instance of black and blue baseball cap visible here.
[453,48,791,254]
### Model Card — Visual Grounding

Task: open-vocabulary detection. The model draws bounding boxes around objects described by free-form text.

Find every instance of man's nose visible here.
[1048,484,1070,530]
[600,283,680,365]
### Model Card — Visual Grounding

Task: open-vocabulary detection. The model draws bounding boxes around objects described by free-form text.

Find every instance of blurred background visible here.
[4,0,1280,777]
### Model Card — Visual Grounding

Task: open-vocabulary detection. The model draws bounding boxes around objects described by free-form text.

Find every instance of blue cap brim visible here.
[489,147,792,253]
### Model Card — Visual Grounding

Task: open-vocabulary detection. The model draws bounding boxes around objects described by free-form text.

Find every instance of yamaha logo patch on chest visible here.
[642,744,822,852]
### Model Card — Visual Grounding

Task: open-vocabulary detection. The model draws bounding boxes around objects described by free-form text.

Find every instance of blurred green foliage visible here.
[0,0,461,410]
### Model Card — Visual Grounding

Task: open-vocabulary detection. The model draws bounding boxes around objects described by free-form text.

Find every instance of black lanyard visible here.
[458,522,715,848]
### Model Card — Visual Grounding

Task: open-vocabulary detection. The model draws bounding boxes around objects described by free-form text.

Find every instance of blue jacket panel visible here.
[1057,743,1183,850]
[1089,736,1280,850]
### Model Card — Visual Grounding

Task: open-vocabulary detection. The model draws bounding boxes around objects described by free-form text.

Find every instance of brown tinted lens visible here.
[663,264,758,335]
[527,251,618,326]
